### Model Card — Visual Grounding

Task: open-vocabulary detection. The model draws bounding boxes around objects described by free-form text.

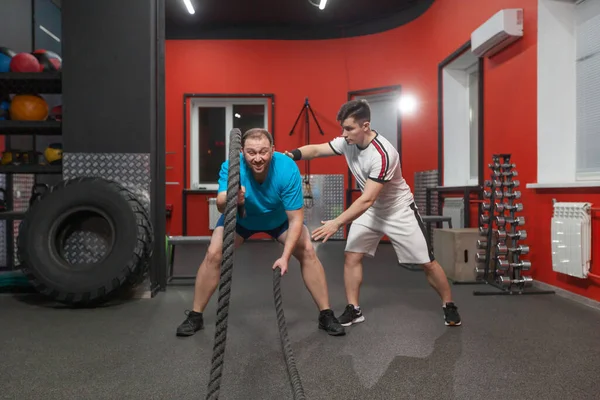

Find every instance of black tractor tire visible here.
[17,177,153,306]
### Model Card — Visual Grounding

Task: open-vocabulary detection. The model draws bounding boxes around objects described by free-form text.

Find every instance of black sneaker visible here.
[176,310,204,336]
[318,309,346,336]
[443,302,461,326]
[338,304,365,327]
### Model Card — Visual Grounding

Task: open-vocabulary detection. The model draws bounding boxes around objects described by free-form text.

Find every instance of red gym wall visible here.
[165,0,600,302]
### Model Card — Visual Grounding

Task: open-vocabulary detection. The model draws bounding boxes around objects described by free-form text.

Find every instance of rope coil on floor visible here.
[205,128,305,400]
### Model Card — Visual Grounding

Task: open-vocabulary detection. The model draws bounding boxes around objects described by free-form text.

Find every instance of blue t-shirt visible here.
[218,151,303,230]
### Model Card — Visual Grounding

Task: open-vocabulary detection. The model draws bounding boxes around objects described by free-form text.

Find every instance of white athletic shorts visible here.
[345,202,435,264]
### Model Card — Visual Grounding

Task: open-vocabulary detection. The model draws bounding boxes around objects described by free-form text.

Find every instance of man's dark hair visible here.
[242,128,273,147]
[336,99,371,124]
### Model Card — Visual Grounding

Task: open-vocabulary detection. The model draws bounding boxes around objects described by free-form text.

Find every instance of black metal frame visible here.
[150,0,167,294]
[437,40,485,189]
[345,85,402,237]
[181,93,275,235]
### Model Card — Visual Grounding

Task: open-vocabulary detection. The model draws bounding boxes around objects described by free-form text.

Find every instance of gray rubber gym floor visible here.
[1,241,600,400]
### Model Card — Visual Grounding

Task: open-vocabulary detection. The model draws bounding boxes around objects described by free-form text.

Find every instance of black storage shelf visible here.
[0,164,62,174]
[0,211,27,220]
[0,120,62,135]
[0,72,62,94]
[0,70,63,271]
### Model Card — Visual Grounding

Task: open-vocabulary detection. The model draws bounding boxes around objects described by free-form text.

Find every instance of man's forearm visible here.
[217,197,226,213]
[334,196,374,227]
[297,144,319,160]
[282,218,303,260]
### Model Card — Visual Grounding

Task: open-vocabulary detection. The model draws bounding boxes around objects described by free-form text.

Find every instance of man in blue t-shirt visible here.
[176,128,345,337]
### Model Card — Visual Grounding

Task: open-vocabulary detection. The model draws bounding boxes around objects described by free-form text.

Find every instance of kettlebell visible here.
[30,183,49,206]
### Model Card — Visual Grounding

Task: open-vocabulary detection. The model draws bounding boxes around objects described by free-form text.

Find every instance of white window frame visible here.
[442,51,480,187]
[189,97,269,190]
[530,0,600,188]
[467,63,480,185]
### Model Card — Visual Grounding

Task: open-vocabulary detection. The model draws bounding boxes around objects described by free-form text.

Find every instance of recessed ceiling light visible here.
[182,0,195,15]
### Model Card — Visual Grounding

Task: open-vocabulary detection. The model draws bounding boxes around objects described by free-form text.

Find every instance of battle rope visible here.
[273,267,306,400]
[206,128,242,400]
[206,128,306,400]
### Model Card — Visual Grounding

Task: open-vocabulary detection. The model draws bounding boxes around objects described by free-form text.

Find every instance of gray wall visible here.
[0,0,32,53]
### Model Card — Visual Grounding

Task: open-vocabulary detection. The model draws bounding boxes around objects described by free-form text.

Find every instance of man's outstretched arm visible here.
[311,179,385,242]
[284,142,339,161]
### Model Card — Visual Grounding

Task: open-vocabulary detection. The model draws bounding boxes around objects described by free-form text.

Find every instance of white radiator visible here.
[208,198,221,230]
[551,201,592,278]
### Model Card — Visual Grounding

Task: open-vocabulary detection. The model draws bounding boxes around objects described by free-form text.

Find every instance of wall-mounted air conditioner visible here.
[471,9,524,57]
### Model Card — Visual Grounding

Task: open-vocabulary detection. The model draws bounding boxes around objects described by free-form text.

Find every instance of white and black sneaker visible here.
[338,304,365,327]
[443,302,462,326]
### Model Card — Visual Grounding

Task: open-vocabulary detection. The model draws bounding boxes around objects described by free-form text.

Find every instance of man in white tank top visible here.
[285,99,461,327]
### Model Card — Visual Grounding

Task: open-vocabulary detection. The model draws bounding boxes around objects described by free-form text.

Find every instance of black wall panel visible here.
[62,0,154,153]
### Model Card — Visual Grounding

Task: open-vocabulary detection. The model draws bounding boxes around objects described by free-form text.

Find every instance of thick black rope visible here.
[273,267,306,400]
[205,128,305,399]
[206,128,242,400]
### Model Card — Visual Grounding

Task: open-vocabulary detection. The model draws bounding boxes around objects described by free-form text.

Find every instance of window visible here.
[189,97,269,190]
[575,0,600,180]
[532,0,600,188]
[441,49,480,186]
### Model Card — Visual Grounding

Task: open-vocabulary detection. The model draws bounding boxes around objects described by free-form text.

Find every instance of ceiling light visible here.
[308,0,328,10]
[398,95,417,115]
[182,0,195,14]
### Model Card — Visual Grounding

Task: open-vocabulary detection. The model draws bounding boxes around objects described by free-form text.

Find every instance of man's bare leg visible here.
[192,227,245,312]
[421,260,453,305]
[278,226,345,336]
[176,227,244,336]
[278,226,330,311]
[343,251,365,307]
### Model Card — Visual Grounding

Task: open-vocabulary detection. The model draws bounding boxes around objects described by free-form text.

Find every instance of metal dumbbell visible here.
[495,216,525,226]
[497,275,512,287]
[498,276,533,288]
[476,252,487,263]
[507,230,527,240]
[496,203,523,213]
[496,230,507,240]
[496,260,532,270]
[480,214,490,224]
[479,226,488,236]
[496,244,530,255]
[502,180,520,188]
[496,257,509,270]
[494,190,522,199]
[482,202,492,212]
[492,170,518,178]
[477,240,488,249]
[500,163,516,170]
[475,266,487,279]
[516,276,534,287]
[483,190,492,199]
[484,180,493,188]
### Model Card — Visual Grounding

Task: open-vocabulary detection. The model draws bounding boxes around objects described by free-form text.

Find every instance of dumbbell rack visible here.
[473,154,554,296]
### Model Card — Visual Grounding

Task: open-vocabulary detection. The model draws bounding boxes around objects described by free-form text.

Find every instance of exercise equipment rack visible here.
[471,154,554,296]
[289,97,325,208]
